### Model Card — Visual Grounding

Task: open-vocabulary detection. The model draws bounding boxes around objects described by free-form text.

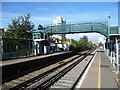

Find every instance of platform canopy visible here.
[45,20,109,37]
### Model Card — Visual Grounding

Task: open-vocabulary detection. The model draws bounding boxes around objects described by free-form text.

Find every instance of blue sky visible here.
[1,2,118,42]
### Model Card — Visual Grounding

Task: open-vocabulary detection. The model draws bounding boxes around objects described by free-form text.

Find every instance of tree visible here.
[4,13,34,38]
[54,38,61,43]
[61,38,68,43]
[69,43,76,52]
[69,39,84,52]
[3,14,34,55]
[79,35,88,49]
[79,35,88,42]
[87,41,94,48]
[99,42,103,47]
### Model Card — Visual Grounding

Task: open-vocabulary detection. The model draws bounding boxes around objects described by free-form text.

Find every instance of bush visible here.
[69,43,77,52]
[69,40,83,52]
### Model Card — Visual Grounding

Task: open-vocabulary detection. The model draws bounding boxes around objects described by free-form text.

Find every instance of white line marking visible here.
[75,50,97,88]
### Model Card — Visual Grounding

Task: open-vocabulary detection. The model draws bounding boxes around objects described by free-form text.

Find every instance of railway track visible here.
[26,49,96,90]
[2,49,96,90]
[49,50,96,89]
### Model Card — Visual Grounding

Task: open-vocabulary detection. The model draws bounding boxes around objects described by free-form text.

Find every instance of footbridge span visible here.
[45,20,108,37]
[33,19,119,72]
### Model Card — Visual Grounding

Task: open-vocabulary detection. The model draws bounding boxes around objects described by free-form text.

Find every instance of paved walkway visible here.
[79,49,119,89]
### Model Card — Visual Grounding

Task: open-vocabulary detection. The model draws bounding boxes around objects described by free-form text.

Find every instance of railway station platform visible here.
[1,51,75,83]
[76,48,119,89]
[1,51,71,66]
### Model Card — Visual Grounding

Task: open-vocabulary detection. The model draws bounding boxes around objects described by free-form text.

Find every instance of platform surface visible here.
[1,52,71,66]
[79,49,119,89]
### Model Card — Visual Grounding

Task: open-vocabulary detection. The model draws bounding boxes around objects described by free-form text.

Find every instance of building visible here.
[32,17,69,55]
[32,25,47,55]
[53,16,66,26]
[52,16,66,38]
[51,16,68,51]
[0,28,8,33]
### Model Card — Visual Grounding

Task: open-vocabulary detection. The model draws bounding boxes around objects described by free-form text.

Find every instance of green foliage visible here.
[3,14,34,54]
[69,43,77,52]
[69,36,94,52]
[79,35,88,46]
[4,13,34,38]
[61,38,68,43]
[69,39,83,52]
[79,35,88,42]
[54,38,61,43]
[79,35,94,50]
[86,41,94,48]
[99,42,103,47]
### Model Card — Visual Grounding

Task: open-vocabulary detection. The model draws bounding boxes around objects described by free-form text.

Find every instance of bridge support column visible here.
[103,40,106,51]
[110,38,113,65]
[110,49,112,64]
[110,40,116,69]
[106,38,110,56]
[113,52,116,69]
[33,41,37,56]
[116,38,119,74]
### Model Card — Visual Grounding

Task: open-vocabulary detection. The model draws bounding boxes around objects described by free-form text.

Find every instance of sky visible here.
[1,2,119,43]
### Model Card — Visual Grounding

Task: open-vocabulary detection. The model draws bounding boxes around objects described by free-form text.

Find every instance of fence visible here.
[1,37,33,60]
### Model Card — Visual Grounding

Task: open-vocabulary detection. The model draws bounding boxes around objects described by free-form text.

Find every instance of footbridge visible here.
[33,19,119,72]
[45,20,108,37]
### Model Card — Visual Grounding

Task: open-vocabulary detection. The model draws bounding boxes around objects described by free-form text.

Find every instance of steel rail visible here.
[25,49,95,90]
[2,51,89,90]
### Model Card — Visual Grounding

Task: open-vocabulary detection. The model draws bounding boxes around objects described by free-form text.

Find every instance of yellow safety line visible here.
[116,79,120,86]
[98,52,101,88]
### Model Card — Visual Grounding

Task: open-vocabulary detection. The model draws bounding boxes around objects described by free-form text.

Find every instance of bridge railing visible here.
[45,21,108,36]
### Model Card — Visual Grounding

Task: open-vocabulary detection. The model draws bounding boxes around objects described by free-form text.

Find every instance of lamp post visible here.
[107,16,111,36]
[106,16,111,56]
